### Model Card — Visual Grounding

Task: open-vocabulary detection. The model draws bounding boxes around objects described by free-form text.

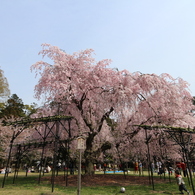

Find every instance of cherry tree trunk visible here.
[83,132,111,175]
[83,132,96,175]
[85,158,94,176]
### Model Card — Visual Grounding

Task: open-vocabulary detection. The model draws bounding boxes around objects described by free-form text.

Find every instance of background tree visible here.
[0,68,10,103]
[0,94,38,165]
[0,94,37,119]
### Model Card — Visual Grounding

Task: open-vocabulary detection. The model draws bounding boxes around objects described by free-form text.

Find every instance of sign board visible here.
[77,137,85,150]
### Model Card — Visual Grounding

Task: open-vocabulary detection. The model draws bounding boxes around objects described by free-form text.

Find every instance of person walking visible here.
[175,170,190,194]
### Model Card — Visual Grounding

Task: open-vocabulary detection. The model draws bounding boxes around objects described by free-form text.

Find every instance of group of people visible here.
[134,160,143,175]
[0,167,11,174]
[134,159,166,176]
[24,164,51,173]
[150,159,187,177]
[134,159,190,194]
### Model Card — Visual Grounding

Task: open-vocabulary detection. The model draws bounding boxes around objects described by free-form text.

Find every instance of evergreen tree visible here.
[0,94,37,119]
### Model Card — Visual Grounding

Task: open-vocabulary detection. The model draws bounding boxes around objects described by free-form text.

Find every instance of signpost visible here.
[77,137,85,195]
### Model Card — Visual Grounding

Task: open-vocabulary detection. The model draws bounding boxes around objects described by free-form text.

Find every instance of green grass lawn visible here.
[0,171,192,195]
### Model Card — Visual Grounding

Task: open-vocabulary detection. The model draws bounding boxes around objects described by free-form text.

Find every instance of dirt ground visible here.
[42,174,166,187]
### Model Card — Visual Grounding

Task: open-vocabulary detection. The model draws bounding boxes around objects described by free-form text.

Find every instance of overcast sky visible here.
[1,0,195,105]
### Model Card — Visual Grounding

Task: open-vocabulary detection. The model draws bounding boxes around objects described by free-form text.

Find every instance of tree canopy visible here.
[31,44,195,174]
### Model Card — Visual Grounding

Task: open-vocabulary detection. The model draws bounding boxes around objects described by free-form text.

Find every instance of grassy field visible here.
[0,171,192,195]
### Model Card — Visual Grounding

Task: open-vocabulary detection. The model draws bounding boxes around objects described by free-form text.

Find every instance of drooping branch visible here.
[97,107,114,133]
[137,93,158,117]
